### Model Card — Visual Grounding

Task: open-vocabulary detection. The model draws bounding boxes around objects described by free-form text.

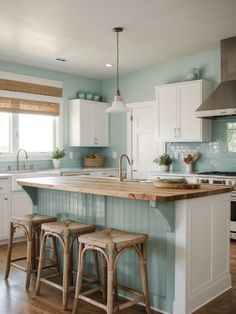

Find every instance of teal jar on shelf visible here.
[77,91,86,99]
[93,93,102,102]
[85,91,93,100]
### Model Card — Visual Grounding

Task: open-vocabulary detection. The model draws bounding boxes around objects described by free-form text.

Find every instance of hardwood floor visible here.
[0,241,235,314]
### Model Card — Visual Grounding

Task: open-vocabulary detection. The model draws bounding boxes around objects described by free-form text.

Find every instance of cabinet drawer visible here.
[0,180,8,194]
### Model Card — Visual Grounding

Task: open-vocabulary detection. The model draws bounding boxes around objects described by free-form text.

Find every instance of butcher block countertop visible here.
[17,176,233,202]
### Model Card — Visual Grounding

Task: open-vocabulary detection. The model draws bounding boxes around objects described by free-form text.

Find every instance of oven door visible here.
[230,196,236,239]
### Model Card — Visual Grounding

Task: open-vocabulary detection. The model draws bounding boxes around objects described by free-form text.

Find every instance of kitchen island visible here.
[17,176,232,314]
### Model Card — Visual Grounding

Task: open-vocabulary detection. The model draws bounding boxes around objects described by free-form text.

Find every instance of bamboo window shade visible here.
[0,77,62,116]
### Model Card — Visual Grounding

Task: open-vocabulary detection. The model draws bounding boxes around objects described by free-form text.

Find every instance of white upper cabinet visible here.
[69,99,109,147]
[155,80,212,142]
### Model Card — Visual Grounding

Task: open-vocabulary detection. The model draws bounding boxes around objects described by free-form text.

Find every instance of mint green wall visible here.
[0,60,102,170]
[102,49,231,170]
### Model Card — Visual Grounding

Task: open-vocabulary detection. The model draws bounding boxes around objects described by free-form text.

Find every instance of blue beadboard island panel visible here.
[27,187,175,313]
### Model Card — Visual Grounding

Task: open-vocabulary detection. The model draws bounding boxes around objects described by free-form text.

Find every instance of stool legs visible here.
[140,242,152,314]
[25,226,33,290]
[35,232,47,295]
[62,233,70,310]
[101,253,107,301]
[107,248,114,314]
[72,243,84,314]
[4,222,14,280]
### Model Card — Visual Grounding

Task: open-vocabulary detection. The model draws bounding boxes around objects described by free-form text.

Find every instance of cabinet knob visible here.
[4,197,8,201]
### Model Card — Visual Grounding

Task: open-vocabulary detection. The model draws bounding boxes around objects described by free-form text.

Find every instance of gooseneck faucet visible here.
[118,154,133,181]
[16,149,28,170]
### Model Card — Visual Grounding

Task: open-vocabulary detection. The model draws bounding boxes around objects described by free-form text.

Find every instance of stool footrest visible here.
[117,284,143,297]
[40,277,75,292]
[11,256,26,262]
[79,294,107,311]
[11,262,26,272]
[118,295,145,311]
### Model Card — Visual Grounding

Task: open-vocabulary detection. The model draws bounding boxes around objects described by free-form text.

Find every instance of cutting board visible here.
[153,181,201,189]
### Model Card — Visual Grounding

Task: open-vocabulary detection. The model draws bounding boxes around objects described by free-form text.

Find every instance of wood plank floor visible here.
[0,241,235,314]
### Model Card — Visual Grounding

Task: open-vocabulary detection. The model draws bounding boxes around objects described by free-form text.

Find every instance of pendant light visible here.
[106,27,130,113]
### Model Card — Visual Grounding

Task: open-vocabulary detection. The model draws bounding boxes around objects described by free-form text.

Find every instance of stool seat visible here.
[41,220,95,235]
[11,213,57,226]
[79,228,148,249]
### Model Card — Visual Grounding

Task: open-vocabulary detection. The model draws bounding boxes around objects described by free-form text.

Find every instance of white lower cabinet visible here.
[0,178,33,241]
[0,194,9,240]
[11,191,33,237]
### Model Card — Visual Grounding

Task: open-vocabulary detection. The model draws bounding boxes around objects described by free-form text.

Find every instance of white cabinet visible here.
[155,80,212,142]
[0,179,9,240]
[0,195,9,240]
[11,191,33,237]
[69,99,109,147]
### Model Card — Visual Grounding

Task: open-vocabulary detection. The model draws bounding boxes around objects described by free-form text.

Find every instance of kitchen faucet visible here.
[16,149,28,170]
[118,154,133,181]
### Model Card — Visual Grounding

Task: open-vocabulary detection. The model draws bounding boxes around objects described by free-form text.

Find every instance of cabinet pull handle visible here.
[178,128,181,138]
[174,128,176,138]
[0,187,3,190]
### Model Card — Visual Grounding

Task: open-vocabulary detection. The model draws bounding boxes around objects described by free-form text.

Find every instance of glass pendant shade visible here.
[106,91,130,113]
[106,27,129,114]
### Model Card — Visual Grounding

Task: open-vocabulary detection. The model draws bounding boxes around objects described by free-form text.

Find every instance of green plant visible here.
[52,148,66,159]
[153,154,173,166]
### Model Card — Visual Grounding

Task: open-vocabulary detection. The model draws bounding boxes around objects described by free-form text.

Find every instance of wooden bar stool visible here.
[72,228,152,314]
[35,220,100,310]
[4,213,58,290]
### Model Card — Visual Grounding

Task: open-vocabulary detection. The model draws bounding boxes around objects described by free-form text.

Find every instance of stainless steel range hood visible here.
[196,36,236,118]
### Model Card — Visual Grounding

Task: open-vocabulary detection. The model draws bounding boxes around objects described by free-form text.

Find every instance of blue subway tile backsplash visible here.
[167,117,236,172]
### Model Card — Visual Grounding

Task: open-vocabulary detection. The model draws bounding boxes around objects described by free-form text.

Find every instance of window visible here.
[0,113,10,153]
[0,112,58,156]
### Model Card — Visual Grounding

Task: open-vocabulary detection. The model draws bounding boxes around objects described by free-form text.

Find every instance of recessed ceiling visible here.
[0,0,236,79]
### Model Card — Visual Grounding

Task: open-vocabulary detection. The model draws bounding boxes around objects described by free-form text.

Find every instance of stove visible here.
[198,171,236,177]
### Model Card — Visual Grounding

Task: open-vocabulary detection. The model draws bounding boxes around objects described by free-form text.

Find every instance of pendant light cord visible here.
[116,30,119,93]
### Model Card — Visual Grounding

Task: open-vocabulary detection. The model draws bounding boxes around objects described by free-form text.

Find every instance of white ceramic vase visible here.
[160,165,170,172]
[52,159,61,169]
[185,163,193,174]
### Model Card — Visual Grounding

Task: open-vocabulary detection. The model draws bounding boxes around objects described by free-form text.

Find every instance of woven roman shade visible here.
[0,72,62,116]
[0,79,62,97]
[0,97,59,116]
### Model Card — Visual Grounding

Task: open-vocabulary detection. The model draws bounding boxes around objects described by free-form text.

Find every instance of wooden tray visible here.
[153,181,201,189]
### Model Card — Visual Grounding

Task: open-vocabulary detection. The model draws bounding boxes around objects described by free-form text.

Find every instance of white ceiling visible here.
[0,0,236,79]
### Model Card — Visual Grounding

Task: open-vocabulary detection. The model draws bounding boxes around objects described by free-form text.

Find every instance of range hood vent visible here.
[196,36,236,118]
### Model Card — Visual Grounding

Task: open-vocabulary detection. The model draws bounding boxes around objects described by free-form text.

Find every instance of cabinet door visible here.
[178,82,201,141]
[79,101,94,146]
[156,85,177,141]
[11,191,33,237]
[93,103,109,146]
[0,195,9,240]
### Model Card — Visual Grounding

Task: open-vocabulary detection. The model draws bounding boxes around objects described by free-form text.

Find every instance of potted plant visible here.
[52,148,66,169]
[153,154,173,172]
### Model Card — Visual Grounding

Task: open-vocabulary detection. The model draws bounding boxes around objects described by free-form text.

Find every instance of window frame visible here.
[0,110,62,161]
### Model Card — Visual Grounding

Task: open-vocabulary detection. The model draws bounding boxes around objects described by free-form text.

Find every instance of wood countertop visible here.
[17,176,233,202]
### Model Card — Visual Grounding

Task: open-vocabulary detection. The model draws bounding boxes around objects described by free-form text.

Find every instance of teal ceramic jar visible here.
[185,68,201,81]
[86,92,93,100]
[93,93,102,101]
[77,91,86,99]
